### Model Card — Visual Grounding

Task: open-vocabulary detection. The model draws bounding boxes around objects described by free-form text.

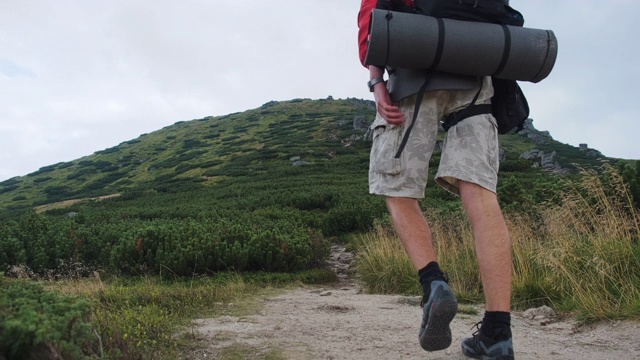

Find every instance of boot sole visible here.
[419,295,458,351]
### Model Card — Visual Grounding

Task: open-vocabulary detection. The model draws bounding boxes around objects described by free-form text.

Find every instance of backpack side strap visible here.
[441,104,492,132]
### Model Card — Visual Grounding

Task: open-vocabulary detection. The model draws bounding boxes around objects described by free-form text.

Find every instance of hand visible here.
[373,84,405,125]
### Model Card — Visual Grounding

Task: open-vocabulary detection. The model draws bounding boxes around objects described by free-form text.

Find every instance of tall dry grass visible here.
[352,223,419,295]
[539,165,640,320]
[354,164,640,320]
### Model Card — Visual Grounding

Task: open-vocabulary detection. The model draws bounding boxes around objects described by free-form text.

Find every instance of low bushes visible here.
[0,209,330,276]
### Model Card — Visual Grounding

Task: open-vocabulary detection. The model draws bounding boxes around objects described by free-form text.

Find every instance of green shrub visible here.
[0,275,97,359]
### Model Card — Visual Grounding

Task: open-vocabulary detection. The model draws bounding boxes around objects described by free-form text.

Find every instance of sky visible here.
[1,0,639,182]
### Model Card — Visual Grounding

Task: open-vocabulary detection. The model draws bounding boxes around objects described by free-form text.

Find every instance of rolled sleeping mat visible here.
[364,9,558,83]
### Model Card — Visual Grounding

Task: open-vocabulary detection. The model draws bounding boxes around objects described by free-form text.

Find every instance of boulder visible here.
[520,149,540,160]
[540,151,557,168]
[353,114,370,131]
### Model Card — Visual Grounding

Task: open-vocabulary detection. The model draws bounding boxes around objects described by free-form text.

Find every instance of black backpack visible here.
[385,0,530,134]
[441,77,530,135]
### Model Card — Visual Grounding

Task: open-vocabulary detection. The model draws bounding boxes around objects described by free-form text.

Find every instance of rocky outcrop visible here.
[520,149,569,174]
[579,143,603,157]
[518,118,552,145]
[540,151,558,169]
[353,115,369,131]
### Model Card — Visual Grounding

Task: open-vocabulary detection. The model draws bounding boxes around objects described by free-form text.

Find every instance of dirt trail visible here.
[191,246,640,359]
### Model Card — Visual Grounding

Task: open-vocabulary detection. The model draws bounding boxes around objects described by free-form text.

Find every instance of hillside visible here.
[1,98,638,360]
[0,97,612,218]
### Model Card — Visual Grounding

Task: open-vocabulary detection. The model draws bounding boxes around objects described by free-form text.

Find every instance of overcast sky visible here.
[1,0,638,182]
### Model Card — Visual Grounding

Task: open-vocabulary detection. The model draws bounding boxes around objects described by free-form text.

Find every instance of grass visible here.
[354,165,640,321]
[352,224,419,296]
[9,268,337,359]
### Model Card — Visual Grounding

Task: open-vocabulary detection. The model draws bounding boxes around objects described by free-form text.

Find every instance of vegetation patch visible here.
[355,165,640,321]
[1,269,335,360]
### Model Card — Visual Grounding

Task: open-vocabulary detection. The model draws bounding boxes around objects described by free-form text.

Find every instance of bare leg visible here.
[458,180,511,312]
[386,196,436,270]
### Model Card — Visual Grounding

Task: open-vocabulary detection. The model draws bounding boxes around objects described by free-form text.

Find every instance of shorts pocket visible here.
[370,121,403,175]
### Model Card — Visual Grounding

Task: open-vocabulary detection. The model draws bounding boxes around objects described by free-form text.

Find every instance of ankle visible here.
[418,262,447,302]
[480,311,512,341]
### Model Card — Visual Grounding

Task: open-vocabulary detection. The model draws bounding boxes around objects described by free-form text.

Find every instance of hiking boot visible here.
[418,280,458,351]
[461,323,514,360]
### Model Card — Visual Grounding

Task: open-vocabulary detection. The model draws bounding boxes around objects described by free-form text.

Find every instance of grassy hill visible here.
[1,98,375,213]
[1,97,635,276]
[0,97,612,216]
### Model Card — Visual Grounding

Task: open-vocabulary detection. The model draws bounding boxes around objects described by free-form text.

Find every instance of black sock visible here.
[480,311,512,342]
[418,261,446,303]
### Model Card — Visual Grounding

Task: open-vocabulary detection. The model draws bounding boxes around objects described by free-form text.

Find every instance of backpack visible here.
[394,0,531,134]
[441,77,530,135]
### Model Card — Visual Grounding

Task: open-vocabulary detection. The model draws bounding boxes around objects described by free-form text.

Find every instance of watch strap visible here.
[368,77,385,92]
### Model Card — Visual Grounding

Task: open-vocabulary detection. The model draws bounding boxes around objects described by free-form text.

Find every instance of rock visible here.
[66,212,78,218]
[289,156,301,162]
[522,118,536,131]
[520,149,540,160]
[586,149,602,157]
[518,119,551,144]
[522,305,557,320]
[540,151,557,168]
[528,133,548,145]
[292,160,311,167]
[499,147,506,162]
[327,243,355,283]
[353,114,370,131]
[319,291,333,297]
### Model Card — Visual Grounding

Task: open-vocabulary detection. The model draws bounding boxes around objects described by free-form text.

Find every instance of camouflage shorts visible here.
[369,76,499,198]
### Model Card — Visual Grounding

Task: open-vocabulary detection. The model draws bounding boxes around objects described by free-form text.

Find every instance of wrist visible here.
[367,77,386,92]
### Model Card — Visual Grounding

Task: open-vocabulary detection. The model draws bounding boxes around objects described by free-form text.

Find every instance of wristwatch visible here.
[367,77,385,92]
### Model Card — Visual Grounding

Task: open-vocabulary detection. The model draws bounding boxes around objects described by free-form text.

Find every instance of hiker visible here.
[358,0,514,358]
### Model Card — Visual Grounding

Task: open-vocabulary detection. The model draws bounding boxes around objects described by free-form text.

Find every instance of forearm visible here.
[369,65,384,80]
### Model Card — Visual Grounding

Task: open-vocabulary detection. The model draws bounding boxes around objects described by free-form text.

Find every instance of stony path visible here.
[189,245,640,359]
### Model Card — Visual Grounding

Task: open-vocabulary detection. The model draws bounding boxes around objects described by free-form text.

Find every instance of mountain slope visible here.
[0,97,613,216]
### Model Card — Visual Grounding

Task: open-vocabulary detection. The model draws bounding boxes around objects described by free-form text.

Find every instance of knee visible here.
[458,181,501,211]
[458,180,496,200]
[385,196,419,210]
